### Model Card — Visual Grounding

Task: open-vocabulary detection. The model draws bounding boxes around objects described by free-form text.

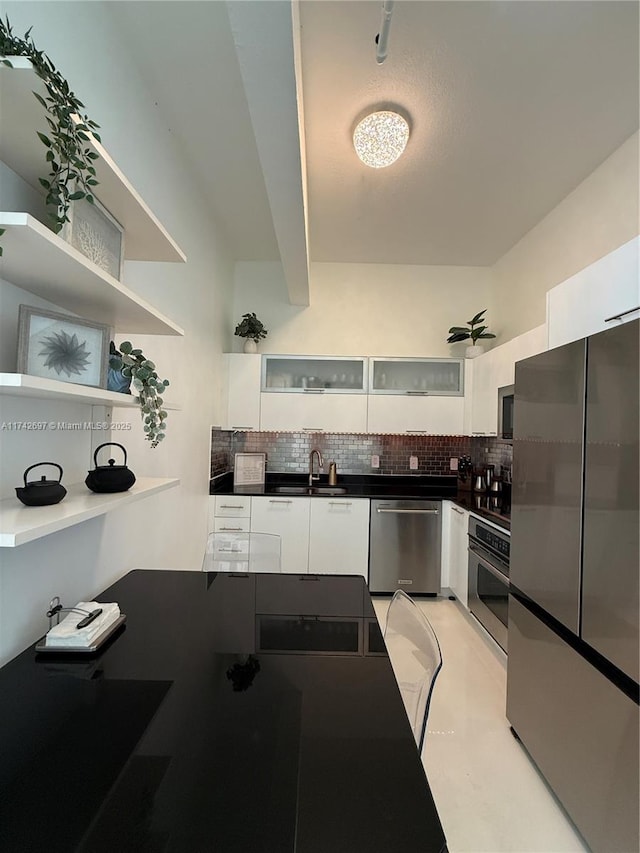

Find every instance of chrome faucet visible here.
[309,448,324,486]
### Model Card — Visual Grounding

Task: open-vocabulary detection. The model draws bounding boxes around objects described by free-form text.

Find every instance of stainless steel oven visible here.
[468,516,510,652]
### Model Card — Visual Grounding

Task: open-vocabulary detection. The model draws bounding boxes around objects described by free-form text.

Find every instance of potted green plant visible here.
[0,17,101,252]
[109,341,169,448]
[446,309,496,358]
[234,312,268,353]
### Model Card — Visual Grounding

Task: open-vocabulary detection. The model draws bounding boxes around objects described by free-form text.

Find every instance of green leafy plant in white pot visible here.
[109,341,169,448]
[446,310,496,358]
[234,312,268,353]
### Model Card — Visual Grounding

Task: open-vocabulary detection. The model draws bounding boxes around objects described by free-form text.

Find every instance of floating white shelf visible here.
[0,58,186,263]
[0,373,181,410]
[0,213,184,335]
[0,478,180,547]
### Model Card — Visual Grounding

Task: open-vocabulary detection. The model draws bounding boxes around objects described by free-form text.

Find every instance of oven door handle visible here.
[469,544,509,585]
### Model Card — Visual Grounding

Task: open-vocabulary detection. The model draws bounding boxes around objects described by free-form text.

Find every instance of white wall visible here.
[234,260,494,358]
[234,132,639,356]
[0,2,234,664]
[492,131,639,341]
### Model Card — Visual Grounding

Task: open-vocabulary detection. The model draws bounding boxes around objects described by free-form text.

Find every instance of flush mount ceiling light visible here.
[353,110,410,168]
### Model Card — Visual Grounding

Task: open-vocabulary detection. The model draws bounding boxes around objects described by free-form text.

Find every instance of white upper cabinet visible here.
[225,354,261,431]
[259,355,368,433]
[367,395,465,435]
[471,349,499,436]
[367,357,464,434]
[547,237,639,349]
[368,358,463,396]
[260,392,368,433]
[262,356,367,393]
[471,325,547,436]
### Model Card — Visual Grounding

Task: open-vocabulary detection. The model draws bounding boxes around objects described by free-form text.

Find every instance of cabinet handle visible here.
[605,306,640,322]
[406,430,427,434]
[269,499,293,504]
[405,391,429,396]
[219,526,243,531]
[302,427,323,432]
[472,431,486,435]
[452,506,465,515]
[329,501,352,506]
[303,388,325,393]
[231,426,254,431]
[219,504,245,509]
[377,508,439,514]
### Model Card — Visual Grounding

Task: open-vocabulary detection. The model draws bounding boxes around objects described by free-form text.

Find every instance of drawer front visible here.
[214,517,251,533]
[214,495,251,517]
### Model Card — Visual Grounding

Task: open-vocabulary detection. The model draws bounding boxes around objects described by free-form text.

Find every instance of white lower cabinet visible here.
[308,498,370,578]
[442,501,469,607]
[250,496,311,574]
[259,393,368,432]
[366,395,464,434]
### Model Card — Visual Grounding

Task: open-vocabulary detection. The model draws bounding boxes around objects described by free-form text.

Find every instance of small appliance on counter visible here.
[16,463,67,506]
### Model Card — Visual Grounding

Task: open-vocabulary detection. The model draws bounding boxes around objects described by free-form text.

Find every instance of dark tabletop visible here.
[0,570,447,853]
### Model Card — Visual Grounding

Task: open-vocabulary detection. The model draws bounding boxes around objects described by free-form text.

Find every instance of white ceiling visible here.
[113,1,639,280]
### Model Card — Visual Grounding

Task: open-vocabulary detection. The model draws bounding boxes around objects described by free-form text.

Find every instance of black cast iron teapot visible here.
[16,463,67,506]
[85,443,136,494]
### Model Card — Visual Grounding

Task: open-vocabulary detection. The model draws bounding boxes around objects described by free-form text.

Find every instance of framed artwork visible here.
[234,453,266,492]
[17,305,110,388]
[59,195,125,281]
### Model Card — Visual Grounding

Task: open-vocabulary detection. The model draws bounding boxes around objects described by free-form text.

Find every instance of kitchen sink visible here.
[271,486,348,496]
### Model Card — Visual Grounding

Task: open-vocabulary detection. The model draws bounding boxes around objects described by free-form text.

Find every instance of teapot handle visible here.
[23,462,64,486]
[93,442,128,467]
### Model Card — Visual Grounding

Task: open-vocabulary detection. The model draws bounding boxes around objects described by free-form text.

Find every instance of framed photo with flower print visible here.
[17,305,110,389]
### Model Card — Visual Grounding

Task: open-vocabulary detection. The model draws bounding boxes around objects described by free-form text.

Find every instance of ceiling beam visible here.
[226,0,310,306]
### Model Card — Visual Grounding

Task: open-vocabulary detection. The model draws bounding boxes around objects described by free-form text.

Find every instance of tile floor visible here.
[372,596,589,853]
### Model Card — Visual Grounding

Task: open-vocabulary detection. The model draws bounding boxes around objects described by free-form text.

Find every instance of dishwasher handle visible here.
[376,507,439,514]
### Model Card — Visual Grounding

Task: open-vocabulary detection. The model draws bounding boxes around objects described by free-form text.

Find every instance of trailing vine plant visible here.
[0,16,101,253]
[109,342,170,448]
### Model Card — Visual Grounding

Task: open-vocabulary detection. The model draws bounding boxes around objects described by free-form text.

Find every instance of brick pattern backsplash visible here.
[471,436,513,480]
[210,430,233,478]
[211,429,514,480]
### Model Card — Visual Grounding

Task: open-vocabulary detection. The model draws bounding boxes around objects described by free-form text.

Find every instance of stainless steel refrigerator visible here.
[507,319,639,853]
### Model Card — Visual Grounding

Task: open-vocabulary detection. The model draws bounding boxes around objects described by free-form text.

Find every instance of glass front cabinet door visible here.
[367,357,465,434]
[260,356,368,432]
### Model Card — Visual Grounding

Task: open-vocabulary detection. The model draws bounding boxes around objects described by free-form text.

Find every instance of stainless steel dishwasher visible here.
[369,499,442,594]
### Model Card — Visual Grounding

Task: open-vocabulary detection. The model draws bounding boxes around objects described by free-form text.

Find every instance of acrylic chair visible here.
[202,532,281,574]
[383,589,443,753]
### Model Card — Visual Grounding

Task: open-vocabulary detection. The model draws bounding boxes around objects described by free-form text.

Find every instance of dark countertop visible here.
[453,491,511,531]
[0,570,447,853]
[210,472,511,530]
